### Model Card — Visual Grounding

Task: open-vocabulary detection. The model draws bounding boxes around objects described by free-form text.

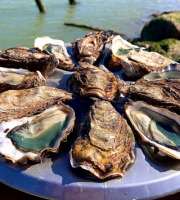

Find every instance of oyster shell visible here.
[0,67,45,92]
[125,101,180,159]
[0,86,72,123]
[70,101,135,179]
[0,103,75,163]
[70,62,122,101]
[108,35,142,71]
[34,36,74,71]
[72,30,113,64]
[121,63,180,114]
[0,47,59,78]
[121,50,173,79]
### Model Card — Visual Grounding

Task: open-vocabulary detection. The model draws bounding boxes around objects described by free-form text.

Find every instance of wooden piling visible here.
[69,0,77,5]
[35,0,46,13]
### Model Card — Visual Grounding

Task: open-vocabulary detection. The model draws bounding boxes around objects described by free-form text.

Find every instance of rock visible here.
[133,38,180,62]
[141,11,180,41]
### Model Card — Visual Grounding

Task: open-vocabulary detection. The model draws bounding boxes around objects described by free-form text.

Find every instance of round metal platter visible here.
[0,45,180,200]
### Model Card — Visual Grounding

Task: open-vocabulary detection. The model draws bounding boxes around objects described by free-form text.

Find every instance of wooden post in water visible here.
[69,0,77,5]
[35,0,46,13]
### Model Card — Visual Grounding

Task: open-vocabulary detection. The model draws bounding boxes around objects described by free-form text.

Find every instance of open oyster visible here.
[108,35,142,71]
[121,50,173,79]
[72,30,113,64]
[125,101,180,159]
[0,67,45,92]
[34,36,74,71]
[121,64,180,114]
[0,47,59,78]
[0,86,72,123]
[70,62,122,101]
[70,101,135,179]
[0,103,75,163]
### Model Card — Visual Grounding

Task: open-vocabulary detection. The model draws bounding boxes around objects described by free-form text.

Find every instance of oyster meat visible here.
[125,101,180,159]
[0,103,75,163]
[121,64,180,114]
[70,101,135,179]
[0,67,45,92]
[121,50,173,79]
[0,47,59,78]
[108,35,142,71]
[34,36,74,71]
[0,86,72,123]
[70,62,122,101]
[72,30,113,64]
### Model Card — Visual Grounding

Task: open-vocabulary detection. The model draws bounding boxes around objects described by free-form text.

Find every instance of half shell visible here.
[70,101,135,179]
[70,62,122,101]
[34,36,74,71]
[0,67,45,92]
[0,103,75,163]
[108,35,142,71]
[125,101,180,159]
[0,47,58,78]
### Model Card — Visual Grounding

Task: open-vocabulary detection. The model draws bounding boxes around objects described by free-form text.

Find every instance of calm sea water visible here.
[0,0,180,49]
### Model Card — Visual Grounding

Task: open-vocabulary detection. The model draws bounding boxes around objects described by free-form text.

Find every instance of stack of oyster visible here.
[0,31,179,181]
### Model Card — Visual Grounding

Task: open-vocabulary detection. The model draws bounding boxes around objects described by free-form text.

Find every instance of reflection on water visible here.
[0,0,180,49]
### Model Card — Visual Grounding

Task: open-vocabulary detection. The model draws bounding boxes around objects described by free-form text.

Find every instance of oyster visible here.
[70,62,122,101]
[0,47,59,78]
[0,86,72,123]
[34,36,74,71]
[72,30,113,64]
[138,63,180,83]
[0,67,45,92]
[125,101,180,159]
[121,64,180,114]
[121,50,173,79]
[70,101,135,179]
[108,35,142,71]
[0,103,75,163]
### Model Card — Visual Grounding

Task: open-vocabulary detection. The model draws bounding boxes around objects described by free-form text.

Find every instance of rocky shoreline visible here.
[129,11,180,62]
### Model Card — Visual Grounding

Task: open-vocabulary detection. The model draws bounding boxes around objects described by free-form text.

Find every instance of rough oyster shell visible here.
[70,101,135,179]
[34,36,74,71]
[125,101,180,159]
[0,47,59,78]
[0,86,72,124]
[72,30,113,64]
[121,50,173,79]
[121,63,180,114]
[0,103,75,163]
[70,62,122,101]
[108,35,142,71]
[0,67,45,92]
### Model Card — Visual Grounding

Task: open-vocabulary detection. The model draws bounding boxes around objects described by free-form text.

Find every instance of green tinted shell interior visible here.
[131,107,180,149]
[8,108,70,152]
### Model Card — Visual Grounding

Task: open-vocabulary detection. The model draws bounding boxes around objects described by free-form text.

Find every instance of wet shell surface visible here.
[34,36,74,71]
[72,30,113,64]
[108,35,142,71]
[121,50,173,79]
[70,101,135,179]
[0,86,72,124]
[0,47,58,78]
[125,101,180,159]
[121,63,180,114]
[0,103,75,163]
[0,67,45,92]
[70,62,123,102]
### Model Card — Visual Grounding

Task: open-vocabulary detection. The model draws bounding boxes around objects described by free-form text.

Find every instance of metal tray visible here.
[0,45,180,200]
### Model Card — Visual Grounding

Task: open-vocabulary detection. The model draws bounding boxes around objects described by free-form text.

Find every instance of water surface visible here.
[0,0,180,49]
